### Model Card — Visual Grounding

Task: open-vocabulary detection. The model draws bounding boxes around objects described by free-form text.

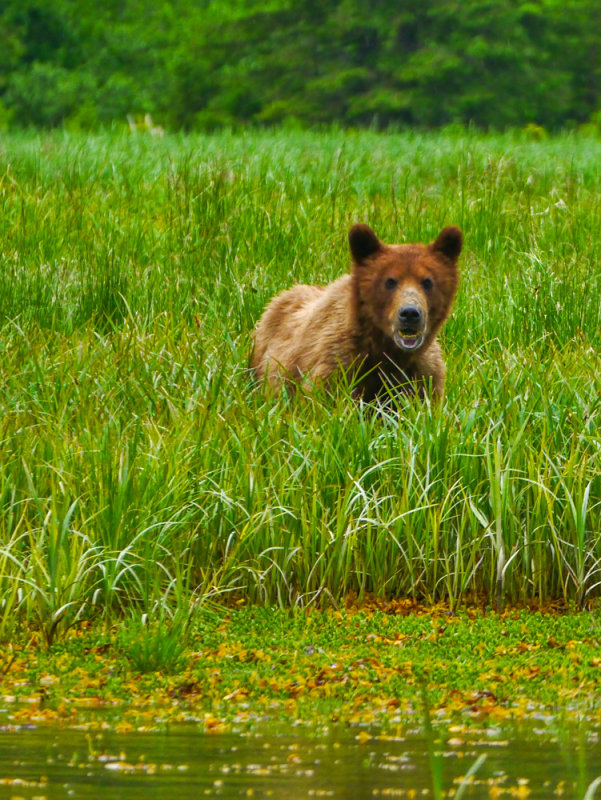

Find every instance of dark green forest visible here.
[1,0,600,131]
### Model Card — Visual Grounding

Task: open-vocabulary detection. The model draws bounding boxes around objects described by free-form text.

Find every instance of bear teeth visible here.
[394,332,424,351]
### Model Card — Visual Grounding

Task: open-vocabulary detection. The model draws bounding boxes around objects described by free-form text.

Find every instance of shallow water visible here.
[0,719,600,799]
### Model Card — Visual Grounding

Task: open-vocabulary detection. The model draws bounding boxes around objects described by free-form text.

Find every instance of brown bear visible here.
[251,224,462,402]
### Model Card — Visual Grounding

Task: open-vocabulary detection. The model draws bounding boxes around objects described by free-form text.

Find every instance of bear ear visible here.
[431,226,463,262]
[349,224,383,264]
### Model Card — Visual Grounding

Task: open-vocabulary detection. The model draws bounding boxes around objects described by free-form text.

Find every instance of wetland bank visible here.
[1,129,601,794]
[3,607,601,797]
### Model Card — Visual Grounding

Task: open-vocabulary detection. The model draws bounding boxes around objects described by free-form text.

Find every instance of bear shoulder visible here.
[252,275,357,389]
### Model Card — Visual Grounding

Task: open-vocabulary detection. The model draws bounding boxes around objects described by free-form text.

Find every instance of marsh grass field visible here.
[1,128,601,645]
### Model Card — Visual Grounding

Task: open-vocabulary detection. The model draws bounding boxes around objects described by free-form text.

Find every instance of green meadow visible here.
[1,128,601,645]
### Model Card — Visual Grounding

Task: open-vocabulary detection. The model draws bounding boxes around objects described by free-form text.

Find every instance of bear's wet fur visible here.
[252,224,462,401]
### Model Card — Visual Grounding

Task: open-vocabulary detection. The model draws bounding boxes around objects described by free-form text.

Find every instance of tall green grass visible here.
[1,128,601,639]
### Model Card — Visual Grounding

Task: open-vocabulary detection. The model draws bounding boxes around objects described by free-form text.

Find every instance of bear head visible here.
[348,224,462,353]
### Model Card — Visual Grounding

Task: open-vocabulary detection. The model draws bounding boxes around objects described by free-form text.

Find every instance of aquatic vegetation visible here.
[2,609,601,796]
[2,607,601,730]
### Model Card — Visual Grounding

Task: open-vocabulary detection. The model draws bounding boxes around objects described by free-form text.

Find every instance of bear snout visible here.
[393,296,428,352]
[398,305,423,330]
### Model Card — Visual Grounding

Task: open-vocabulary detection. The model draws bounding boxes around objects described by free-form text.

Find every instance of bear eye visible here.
[384,277,398,291]
[421,277,433,291]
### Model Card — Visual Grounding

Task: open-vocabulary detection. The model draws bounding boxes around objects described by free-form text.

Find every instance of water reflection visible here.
[0,720,599,799]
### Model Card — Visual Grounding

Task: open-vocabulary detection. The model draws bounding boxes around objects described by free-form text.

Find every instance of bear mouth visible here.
[393,331,425,351]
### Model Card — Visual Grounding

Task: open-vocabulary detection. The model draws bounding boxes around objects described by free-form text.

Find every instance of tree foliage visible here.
[1,0,600,130]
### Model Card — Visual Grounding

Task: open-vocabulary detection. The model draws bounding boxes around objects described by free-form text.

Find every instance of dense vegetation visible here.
[1,0,601,131]
[1,129,601,643]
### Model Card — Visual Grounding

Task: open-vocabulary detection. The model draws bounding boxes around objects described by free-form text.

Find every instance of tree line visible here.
[1,0,600,131]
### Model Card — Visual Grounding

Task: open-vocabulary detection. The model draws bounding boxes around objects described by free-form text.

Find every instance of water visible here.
[0,720,599,799]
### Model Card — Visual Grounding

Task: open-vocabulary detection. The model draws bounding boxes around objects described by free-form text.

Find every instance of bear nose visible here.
[398,306,423,327]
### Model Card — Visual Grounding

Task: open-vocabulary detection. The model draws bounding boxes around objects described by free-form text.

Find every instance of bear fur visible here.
[251,224,462,401]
